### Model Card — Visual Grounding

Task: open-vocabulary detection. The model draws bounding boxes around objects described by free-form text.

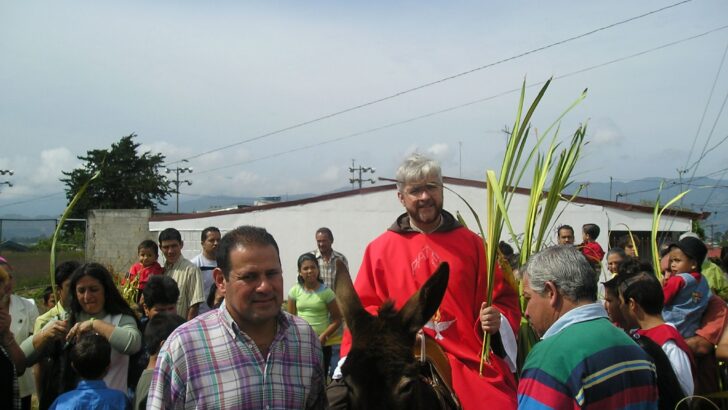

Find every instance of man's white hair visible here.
[395,153,443,192]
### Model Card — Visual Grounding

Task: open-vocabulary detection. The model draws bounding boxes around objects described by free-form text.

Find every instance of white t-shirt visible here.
[190,253,217,314]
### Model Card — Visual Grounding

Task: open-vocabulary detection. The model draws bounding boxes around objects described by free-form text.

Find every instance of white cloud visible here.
[589,118,624,146]
[319,165,339,182]
[427,143,450,158]
[30,148,77,185]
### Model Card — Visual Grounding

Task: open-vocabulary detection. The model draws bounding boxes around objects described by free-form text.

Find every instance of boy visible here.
[129,275,181,390]
[663,236,711,338]
[50,334,129,410]
[619,272,695,396]
[127,240,164,295]
[579,223,605,271]
[134,312,185,410]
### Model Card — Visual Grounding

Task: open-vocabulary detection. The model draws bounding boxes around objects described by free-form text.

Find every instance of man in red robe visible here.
[328,153,521,409]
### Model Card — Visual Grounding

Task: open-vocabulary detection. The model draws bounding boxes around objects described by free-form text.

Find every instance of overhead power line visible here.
[0,191,65,209]
[682,39,728,173]
[168,0,694,166]
[192,24,728,176]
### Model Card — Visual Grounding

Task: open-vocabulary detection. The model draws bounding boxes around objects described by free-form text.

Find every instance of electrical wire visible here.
[687,83,728,184]
[682,39,728,174]
[192,25,728,176]
[166,0,695,166]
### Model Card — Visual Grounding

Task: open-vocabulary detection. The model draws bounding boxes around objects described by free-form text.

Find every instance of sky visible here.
[1,0,728,217]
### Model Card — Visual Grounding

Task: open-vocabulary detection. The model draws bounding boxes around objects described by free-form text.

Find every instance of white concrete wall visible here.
[149,182,694,290]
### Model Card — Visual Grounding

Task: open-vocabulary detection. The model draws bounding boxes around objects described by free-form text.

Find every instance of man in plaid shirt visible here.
[312,227,349,291]
[148,226,326,409]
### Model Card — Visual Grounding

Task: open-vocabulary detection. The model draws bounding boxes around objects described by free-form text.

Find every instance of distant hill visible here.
[566,176,728,236]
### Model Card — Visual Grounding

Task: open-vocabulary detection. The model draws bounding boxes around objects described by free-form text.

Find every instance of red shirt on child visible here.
[127,261,164,290]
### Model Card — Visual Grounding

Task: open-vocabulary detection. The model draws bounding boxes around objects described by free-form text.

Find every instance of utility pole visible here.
[677,168,688,206]
[349,159,376,189]
[609,176,613,202]
[165,160,193,213]
[708,224,716,245]
[459,141,463,178]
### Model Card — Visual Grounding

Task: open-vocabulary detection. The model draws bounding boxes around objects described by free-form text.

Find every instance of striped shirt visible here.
[311,249,348,291]
[147,308,326,409]
[518,303,658,409]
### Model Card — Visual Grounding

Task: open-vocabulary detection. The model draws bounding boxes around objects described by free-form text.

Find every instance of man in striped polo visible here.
[518,245,658,410]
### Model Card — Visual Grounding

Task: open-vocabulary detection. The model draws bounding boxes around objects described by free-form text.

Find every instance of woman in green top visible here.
[287,253,342,376]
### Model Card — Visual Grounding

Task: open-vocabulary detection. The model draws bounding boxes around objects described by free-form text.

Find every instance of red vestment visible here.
[340,211,521,409]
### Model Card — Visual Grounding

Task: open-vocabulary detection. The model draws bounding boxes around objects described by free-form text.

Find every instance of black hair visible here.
[56,260,81,287]
[607,247,627,260]
[201,226,221,242]
[43,286,54,305]
[557,224,574,237]
[582,223,600,240]
[316,227,334,241]
[217,226,280,280]
[142,275,180,309]
[68,263,139,326]
[70,333,110,380]
[158,227,182,244]
[617,234,640,250]
[296,252,322,285]
[144,312,185,356]
[498,241,514,257]
[137,240,159,257]
[620,273,664,315]
[616,258,654,279]
[206,284,221,309]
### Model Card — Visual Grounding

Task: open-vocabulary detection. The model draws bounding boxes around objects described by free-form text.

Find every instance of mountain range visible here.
[1,176,726,243]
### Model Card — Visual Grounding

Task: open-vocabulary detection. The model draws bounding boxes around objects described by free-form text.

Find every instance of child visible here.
[663,236,711,338]
[579,223,605,269]
[127,240,164,294]
[43,285,56,310]
[134,312,185,410]
[618,272,695,397]
[50,333,129,410]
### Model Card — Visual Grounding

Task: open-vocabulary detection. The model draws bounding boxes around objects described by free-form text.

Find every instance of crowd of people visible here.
[0,152,727,409]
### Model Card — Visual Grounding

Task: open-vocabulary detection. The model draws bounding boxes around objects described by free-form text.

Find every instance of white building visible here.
[149,176,705,287]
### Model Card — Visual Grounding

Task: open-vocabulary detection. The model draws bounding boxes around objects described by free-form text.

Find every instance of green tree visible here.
[61,134,172,218]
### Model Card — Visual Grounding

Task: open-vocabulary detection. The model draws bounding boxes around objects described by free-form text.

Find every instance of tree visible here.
[61,134,172,219]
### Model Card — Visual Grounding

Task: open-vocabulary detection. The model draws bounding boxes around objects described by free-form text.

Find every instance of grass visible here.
[2,250,84,302]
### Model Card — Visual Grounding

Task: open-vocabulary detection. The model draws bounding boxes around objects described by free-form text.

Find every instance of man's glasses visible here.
[404,183,442,197]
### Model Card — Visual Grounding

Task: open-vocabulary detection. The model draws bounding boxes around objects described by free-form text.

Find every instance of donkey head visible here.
[335,260,451,410]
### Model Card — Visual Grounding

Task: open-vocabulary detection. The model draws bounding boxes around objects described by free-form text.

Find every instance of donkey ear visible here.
[399,262,449,334]
[334,259,367,328]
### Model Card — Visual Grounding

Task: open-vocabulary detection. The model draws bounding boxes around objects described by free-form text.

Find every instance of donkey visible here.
[335,260,460,410]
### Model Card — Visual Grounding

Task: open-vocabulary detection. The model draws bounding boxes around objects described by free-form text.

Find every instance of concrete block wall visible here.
[86,209,154,277]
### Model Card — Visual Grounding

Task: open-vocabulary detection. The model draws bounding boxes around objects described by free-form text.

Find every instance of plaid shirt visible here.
[147,308,326,410]
[311,249,348,291]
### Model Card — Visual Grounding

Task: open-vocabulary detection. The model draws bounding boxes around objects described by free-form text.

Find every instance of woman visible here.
[287,253,341,376]
[24,263,141,408]
[0,258,39,410]
[0,264,25,410]
[606,247,627,277]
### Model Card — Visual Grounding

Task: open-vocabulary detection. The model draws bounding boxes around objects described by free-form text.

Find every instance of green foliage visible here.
[60,134,172,219]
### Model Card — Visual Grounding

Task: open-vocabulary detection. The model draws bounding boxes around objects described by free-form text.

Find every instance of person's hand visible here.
[319,334,328,346]
[42,320,68,343]
[66,319,96,342]
[480,303,501,335]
